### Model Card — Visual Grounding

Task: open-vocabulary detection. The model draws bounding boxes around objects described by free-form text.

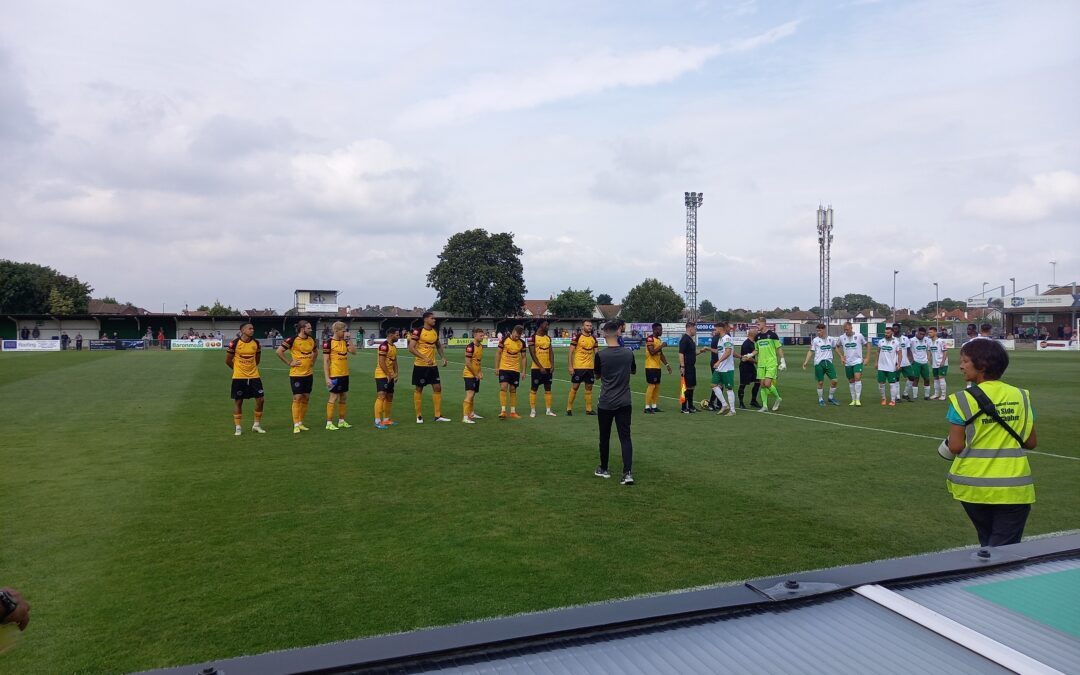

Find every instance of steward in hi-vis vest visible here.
[940,339,1037,548]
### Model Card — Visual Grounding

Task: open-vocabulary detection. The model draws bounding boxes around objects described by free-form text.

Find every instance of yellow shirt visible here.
[374,341,397,379]
[498,336,526,371]
[530,334,552,370]
[228,337,261,379]
[323,337,350,378]
[644,335,664,369]
[463,342,484,378]
[281,335,316,377]
[411,326,439,366]
[571,333,598,370]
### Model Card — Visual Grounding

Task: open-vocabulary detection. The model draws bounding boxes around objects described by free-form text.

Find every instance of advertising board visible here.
[1036,339,1078,351]
[170,339,225,350]
[1,340,60,351]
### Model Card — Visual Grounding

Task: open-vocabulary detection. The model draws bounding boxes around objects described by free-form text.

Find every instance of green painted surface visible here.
[965,568,1080,638]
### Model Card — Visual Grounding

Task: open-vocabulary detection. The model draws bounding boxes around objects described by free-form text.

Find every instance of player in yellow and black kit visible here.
[276,320,316,433]
[497,324,527,419]
[373,327,400,429]
[643,322,673,413]
[462,327,486,423]
[322,321,356,430]
[225,322,265,435]
[529,319,557,418]
[408,311,449,423]
[567,320,598,415]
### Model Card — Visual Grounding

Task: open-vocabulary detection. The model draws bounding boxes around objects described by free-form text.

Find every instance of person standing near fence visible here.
[593,321,636,485]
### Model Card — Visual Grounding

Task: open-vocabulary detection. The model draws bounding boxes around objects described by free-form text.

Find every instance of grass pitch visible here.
[1,346,1078,673]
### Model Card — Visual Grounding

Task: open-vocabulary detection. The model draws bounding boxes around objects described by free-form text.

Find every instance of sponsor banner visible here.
[621,338,643,351]
[304,303,339,313]
[995,339,1016,351]
[446,338,473,346]
[90,339,148,351]
[943,338,956,348]
[551,337,572,348]
[1009,295,1079,309]
[171,338,225,350]
[1036,339,1079,351]
[363,338,409,349]
[1,339,61,351]
[630,323,653,335]
[1020,314,1053,323]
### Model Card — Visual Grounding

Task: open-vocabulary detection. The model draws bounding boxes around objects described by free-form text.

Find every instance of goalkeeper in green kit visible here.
[744,317,786,411]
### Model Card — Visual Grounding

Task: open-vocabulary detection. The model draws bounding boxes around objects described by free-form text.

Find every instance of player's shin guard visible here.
[337,403,346,422]
[463,398,472,418]
[879,383,886,400]
[769,385,780,399]
[291,401,300,424]
[567,388,577,410]
[712,386,726,407]
[646,384,655,406]
[829,386,836,400]
[816,386,824,401]
[544,391,552,410]
[374,398,383,422]
[529,390,536,410]
[413,391,423,418]
[891,382,900,402]
[727,390,736,410]
[509,391,517,411]
[432,392,442,417]
[584,389,592,411]
[383,399,393,420]
[499,390,507,410]
[326,402,336,422]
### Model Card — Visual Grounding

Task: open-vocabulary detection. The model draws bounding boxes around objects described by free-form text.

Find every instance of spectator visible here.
[157,328,166,348]
[31,326,40,339]
[0,587,30,632]
[75,332,83,350]
[19,327,29,340]
[61,332,70,350]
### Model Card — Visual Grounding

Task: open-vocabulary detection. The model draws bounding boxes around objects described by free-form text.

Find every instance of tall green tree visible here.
[548,287,596,318]
[195,301,238,316]
[698,299,717,320]
[620,279,685,323]
[596,293,613,305]
[48,288,75,315]
[830,293,890,316]
[0,260,92,314]
[427,229,526,318]
[917,297,965,316]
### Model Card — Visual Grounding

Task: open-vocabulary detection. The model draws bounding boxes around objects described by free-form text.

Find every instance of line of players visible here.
[224,311,956,434]
[800,321,952,407]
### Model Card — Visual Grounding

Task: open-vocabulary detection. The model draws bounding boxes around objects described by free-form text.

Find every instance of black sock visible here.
[738,384,747,406]
[751,383,761,405]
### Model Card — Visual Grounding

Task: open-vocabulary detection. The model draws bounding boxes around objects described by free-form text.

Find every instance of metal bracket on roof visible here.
[751,578,844,601]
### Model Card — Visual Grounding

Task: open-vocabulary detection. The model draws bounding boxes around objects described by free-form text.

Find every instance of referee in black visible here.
[738,326,761,409]
[679,322,703,413]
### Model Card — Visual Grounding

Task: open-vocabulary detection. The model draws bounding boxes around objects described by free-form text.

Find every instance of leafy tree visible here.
[596,293,613,305]
[196,301,238,316]
[0,260,92,314]
[48,287,75,314]
[100,296,119,304]
[831,293,890,316]
[620,279,685,323]
[427,229,526,318]
[548,287,596,318]
[918,297,966,316]
[808,306,823,317]
[698,299,718,321]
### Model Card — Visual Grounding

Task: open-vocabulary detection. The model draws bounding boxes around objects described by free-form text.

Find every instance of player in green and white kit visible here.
[928,325,949,400]
[876,326,901,406]
[909,326,933,400]
[746,317,785,411]
[892,323,916,401]
[802,323,839,406]
[835,321,869,406]
[710,322,737,416]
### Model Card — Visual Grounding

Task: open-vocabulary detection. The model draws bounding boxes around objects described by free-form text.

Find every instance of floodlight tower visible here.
[817,205,834,325]
[685,191,703,322]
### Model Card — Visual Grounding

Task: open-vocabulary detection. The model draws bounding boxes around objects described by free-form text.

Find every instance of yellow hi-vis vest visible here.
[946,380,1035,505]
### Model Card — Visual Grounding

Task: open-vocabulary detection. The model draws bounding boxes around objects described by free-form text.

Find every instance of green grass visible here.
[1,346,1078,674]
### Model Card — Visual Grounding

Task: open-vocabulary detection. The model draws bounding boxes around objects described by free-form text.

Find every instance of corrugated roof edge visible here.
[142,533,1080,675]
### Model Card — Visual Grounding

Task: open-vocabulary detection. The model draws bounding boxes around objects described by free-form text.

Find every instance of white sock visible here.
[849,383,855,400]
[924,385,931,398]
[727,390,735,409]
[816,386,824,401]
[712,386,725,405]
[941,380,947,397]
[879,383,886,399]
[829,386,836,399]
[337,418,345,424]
[891,382,900,401]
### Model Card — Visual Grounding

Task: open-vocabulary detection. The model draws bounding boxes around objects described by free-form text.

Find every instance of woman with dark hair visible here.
[939,339,1037,547]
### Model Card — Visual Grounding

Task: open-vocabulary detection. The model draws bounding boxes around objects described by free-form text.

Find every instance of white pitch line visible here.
[262,352,1080,461]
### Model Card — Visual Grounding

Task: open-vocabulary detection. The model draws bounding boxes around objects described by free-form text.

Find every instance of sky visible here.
[1,0,1078,314]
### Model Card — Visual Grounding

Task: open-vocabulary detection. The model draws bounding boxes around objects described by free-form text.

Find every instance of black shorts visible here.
[290,375,313,395]
[498,370,521,387]
[412,366,440,387]
[740,362,758,382]
[571,369,595,385]
[464,377,481,392]
[375,378,396,394]
[682,368,697,388]
[231,377,264,400]
[530,369,553,390]
[328,375,350,393]
[645,368,662,385]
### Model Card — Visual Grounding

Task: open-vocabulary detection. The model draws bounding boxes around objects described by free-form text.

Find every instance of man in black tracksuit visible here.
[738,326,761,409]
[593,321,636,485]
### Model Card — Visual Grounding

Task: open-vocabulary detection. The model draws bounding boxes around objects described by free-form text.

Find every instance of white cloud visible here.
[963,171,1080,222]
[399,21,799,128]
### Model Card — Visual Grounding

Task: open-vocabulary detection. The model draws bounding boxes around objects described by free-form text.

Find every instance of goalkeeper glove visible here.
[779,357,787,371]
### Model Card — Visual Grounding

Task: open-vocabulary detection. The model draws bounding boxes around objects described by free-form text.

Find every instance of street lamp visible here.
[892,270,899,322]
[933,282,939,332]
[982,281,988,297]
[1009,277,1016,297]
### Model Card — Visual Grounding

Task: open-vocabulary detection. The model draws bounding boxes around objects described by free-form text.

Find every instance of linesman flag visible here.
[679,376,687,405]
